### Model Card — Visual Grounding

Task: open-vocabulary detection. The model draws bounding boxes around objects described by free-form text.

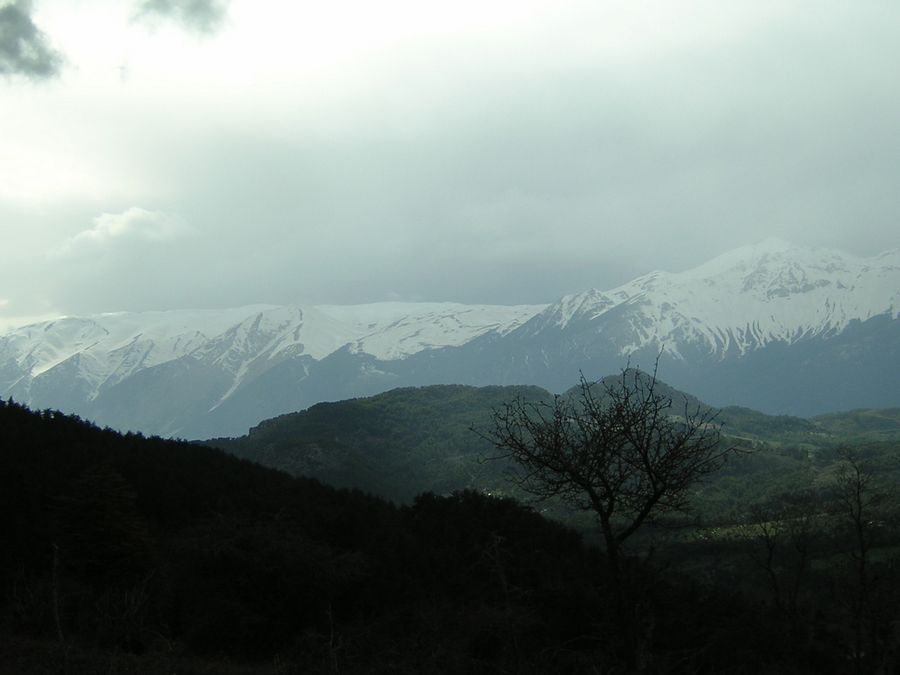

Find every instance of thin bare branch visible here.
[482,366,735,575]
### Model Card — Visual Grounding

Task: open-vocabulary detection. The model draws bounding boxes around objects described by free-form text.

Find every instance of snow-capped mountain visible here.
[0,301,544,436]
[529,238,899,356]
[1,240,897,438]
[452,239,899,417]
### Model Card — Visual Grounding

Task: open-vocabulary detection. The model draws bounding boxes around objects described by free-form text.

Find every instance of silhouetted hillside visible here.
[4,397,900,673]
[0,399,604,672]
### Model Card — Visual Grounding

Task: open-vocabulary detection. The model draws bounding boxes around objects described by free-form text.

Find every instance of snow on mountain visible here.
[0,301,546,409]
[321,302,545,360]
[536,239,900,358]
[3,240,897,384]
[0,306,277,392]
[1,240,897,436]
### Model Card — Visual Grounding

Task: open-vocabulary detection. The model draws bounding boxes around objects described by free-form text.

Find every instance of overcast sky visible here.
[1,0,898,327]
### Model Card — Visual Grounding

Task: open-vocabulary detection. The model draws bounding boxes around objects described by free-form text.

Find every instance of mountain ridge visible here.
[1,239,897,437]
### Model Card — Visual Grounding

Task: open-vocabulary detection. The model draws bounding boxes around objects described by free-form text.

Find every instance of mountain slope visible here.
[389,240,899,415]
[209,381,900,507]
[0,302,542,436]
[507,239,897,360]
[212,384,550,502]
[0,398,607,672]
[1,240,897,437]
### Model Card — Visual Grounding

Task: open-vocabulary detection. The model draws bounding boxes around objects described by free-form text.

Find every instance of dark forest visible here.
[2,394,899,674]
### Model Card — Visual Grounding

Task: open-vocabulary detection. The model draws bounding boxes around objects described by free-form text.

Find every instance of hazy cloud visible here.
[1,1,898,321]
[32,207,202,314]
[135,0,230,33]
[0,0,61,78]
[63,208,193,254]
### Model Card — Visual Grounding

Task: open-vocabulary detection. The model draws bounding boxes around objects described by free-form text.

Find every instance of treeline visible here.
[669,447,900,675]
[0,399,601,673]
[1,398,899,673]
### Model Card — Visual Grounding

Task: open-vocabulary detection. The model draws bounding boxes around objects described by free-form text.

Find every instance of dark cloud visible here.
[0,0,61,79]
[135,0,229,34]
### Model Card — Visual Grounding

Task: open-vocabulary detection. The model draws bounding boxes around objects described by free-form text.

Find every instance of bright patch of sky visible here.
[1,0,898,329]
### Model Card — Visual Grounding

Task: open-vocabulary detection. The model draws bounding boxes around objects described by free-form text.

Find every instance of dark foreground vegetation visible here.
[2,396,900,673]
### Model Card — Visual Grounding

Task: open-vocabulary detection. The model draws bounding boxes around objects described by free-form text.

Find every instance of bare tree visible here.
[740,491,821,642]
[833,448,891,675]
[483,366,732,582]
[482,366,733,670]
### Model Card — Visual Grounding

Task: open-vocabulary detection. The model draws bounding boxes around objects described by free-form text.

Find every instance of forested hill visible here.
[211,384,549,502]
[0,398,602,673]
[3,398,900,672]
[210,382,900,506]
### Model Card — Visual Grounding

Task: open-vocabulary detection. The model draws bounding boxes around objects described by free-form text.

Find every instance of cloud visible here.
[3,1,898,318]
[0,0,62,79]
[35,207,202,314]
[63,207,193,254]
[134,0,230,34]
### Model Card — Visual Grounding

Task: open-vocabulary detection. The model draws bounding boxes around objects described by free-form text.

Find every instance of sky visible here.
[1,0,899,329]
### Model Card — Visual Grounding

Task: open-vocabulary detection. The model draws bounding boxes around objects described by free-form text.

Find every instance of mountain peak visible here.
[1,240,897,437]
[680,238,802,279]
[541,288,616,328]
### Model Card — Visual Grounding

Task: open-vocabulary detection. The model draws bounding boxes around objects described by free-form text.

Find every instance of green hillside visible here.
[212,384,550,502]
[211,381,900,514]
[812,407,900,440]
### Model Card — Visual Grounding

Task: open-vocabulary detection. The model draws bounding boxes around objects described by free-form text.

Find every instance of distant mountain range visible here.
[1,239,898,438]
